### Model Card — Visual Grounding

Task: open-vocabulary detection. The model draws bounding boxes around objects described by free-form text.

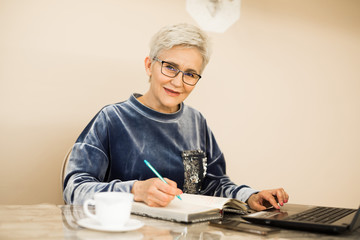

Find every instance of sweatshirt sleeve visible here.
[63,109,135,205]
[200,123,258,202]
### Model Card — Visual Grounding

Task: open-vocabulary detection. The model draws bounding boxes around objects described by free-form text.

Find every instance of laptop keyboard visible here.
[288,207,356,224]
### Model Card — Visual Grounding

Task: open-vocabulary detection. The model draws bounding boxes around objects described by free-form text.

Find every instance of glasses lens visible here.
[183,72,200,85]
[160,60,201,86]
[161,62,178,77]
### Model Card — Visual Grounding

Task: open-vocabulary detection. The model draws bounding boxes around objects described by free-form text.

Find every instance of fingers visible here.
[132,178,182,207]
[156,178,182,198]
[252,203,267,211]
[271,188,289,207]
[264,191,281,209]
[247,188,290,211]
[152,179,183,206]
[266,188,290,209]
[247,194,267,211]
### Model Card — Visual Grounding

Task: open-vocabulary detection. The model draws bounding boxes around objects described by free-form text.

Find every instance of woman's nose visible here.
[170,72,184,87]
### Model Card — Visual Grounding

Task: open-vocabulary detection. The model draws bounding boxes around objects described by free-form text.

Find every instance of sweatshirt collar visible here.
[129,93,184,121]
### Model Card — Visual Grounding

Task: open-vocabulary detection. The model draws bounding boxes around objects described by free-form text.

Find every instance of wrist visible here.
[246,192,256,204]
[131,180,142,202]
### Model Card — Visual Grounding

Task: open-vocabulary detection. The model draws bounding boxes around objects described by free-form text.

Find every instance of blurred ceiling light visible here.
[186,0,241,33]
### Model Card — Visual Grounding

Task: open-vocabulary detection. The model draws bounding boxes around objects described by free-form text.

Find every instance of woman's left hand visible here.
[247,188,289,211]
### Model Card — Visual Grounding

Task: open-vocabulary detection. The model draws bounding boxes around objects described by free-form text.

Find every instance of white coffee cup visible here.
[83,192,134,227]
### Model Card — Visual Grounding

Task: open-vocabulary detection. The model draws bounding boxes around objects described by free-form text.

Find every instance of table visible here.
[1,204,359,239]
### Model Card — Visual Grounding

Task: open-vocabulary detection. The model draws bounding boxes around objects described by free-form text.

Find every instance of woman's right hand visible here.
[131,178,183,207]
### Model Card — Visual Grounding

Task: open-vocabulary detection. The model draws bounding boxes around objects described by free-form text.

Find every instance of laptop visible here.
[242,203,360,234]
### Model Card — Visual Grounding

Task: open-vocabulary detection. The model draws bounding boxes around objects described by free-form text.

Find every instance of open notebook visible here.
[131,193,249,223]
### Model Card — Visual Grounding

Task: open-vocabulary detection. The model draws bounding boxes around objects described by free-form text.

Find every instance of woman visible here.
[63,23,289,210]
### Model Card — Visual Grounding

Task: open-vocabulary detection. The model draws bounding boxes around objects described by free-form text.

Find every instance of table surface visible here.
[0,204,359,240]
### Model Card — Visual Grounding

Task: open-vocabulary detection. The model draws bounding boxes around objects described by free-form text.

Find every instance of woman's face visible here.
[143,46,203,113]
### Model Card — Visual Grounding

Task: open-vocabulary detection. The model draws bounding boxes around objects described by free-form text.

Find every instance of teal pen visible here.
[144,160,182,200]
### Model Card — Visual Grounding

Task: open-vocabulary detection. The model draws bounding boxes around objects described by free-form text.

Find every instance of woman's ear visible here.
[144,56,152,77]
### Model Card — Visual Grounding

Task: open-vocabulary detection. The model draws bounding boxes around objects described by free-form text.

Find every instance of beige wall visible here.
[1,0,359,207]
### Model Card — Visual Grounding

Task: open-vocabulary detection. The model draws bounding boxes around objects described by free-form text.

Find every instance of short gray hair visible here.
[149,23,212,73]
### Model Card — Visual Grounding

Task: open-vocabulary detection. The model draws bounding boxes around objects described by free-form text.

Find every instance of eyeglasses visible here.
[153,57,201,86]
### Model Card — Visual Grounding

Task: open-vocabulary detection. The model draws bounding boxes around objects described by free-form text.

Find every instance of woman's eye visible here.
[184,72,195,78]
[165,64,177,71]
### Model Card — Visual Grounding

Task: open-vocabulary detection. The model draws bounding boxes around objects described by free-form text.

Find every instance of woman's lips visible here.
[164,87,180,97]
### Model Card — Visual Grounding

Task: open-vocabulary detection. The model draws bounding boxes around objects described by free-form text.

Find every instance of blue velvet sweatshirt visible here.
[63,94,258,204]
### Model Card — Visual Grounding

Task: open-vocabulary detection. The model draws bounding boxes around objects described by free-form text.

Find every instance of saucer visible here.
[77,218,144,232]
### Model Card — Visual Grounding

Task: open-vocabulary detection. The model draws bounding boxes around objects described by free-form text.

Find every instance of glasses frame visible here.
[153,57,201,86]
